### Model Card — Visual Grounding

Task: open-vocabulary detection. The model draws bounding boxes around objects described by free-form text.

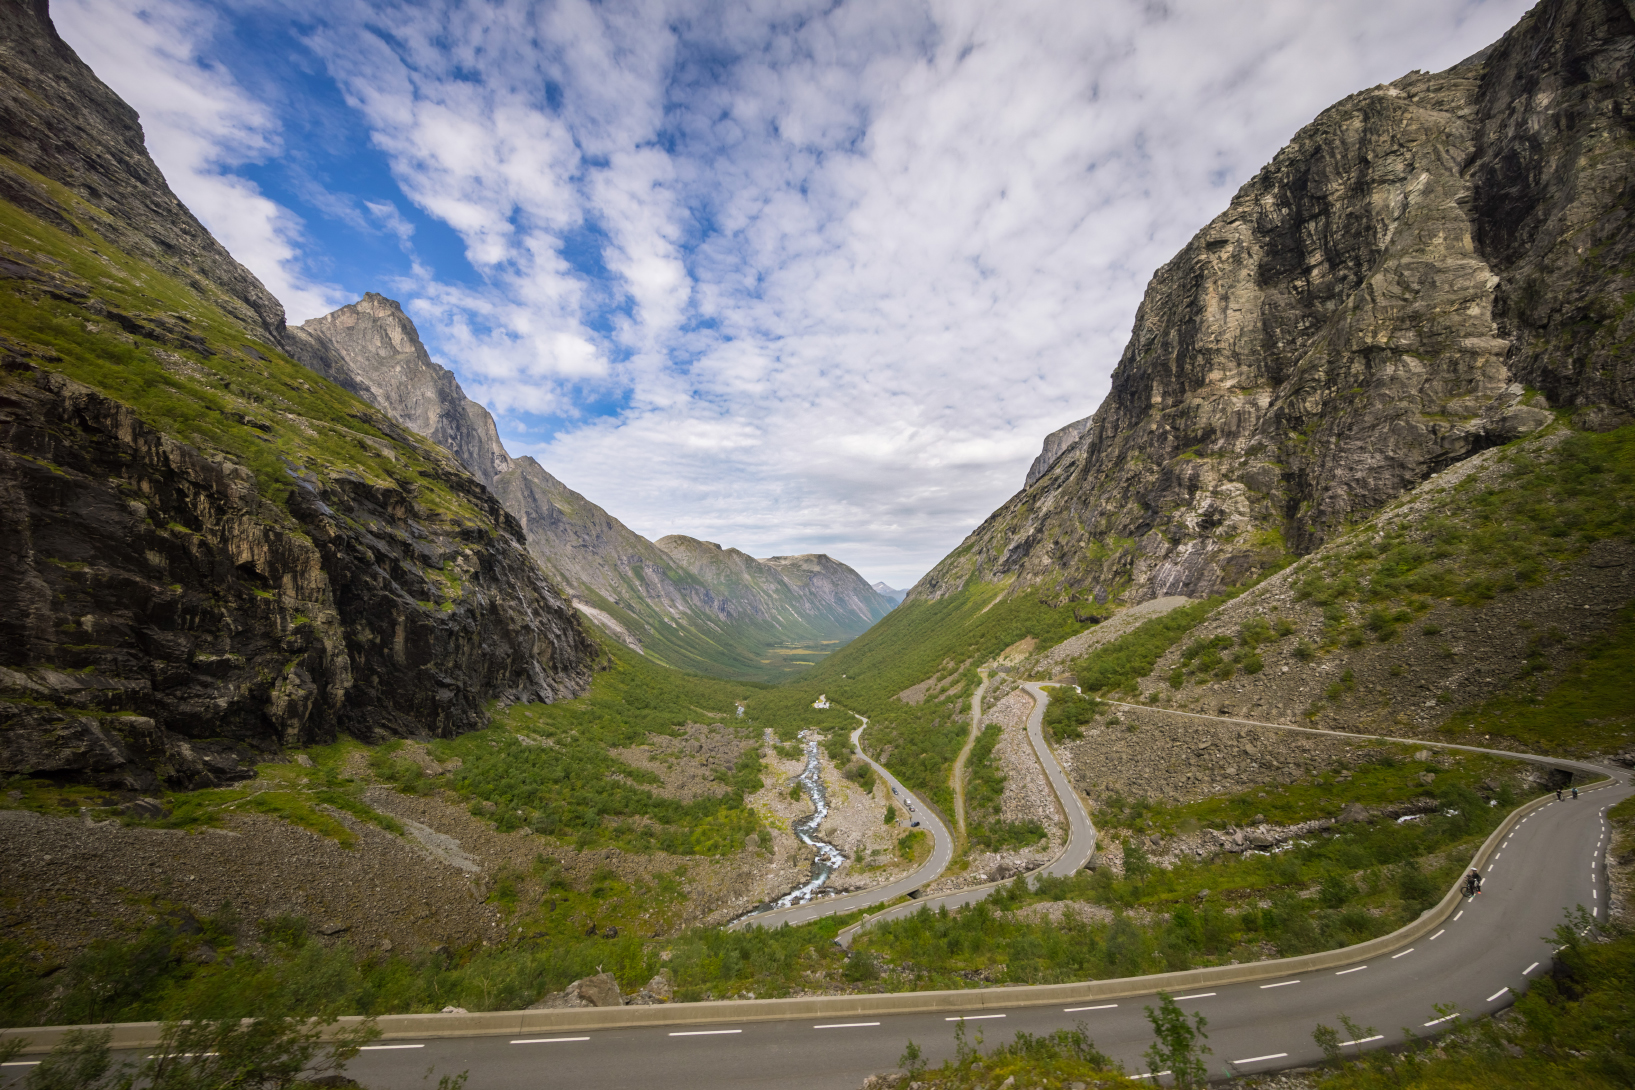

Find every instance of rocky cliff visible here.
[0,0,597,790]
[917,0,1634,607]
[290,294,894,680]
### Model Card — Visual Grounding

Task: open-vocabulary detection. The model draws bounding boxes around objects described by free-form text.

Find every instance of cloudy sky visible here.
[56,0,1530,588]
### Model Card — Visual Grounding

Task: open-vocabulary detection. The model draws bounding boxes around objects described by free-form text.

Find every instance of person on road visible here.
[1572,786,1579,800]
[1463,869,1483,897]
[1557,788,1564,800]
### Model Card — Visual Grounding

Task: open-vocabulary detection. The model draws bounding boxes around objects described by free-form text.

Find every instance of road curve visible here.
[322,771,1626,1090]
[15,700,1626,1090]
[728,716,954,931]
[836,682,1098,944]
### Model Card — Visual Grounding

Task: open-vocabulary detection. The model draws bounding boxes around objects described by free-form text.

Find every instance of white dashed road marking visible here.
[1339,1035,1384,1047]
[1391,948,1415,959]
[1064,1005,1117,1012]
[1233,1053,1288,1065]
[361,1045,424,1051]
[1524,962,1539,975]
[1429,929,1445,940]
[947,1014,1006,1021]
[1487,989,1509,1002]
[1425,1014,1459,1027]
[814,1023,879,1029]
[1173,993,1216,1000]
[1260,980,1299,989]
[511,1038,589,1044]
[1335,966,1367,975]
[670,1030,742,1037]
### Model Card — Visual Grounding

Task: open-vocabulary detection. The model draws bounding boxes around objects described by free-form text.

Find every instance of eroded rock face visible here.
[0,4,597,788]
[0,355,595,789]
[918,0,1634,606]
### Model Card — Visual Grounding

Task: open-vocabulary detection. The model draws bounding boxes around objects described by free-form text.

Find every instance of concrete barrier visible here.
[6,772,1611,1054]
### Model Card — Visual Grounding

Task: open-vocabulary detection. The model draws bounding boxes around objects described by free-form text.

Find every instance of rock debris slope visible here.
[0,0,596,790]
[289,293,894,682]
[918,0,1634,607]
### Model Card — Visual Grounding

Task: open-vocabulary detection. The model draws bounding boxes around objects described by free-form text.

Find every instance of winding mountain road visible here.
[727,716,954,931]
[11,692,1624,1090]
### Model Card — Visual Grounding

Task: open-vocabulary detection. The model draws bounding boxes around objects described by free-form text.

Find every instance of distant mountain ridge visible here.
[872,582,906,605]
[287,294,893,680]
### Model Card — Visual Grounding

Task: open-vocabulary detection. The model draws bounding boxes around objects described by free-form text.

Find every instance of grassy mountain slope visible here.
[0,0,596,791]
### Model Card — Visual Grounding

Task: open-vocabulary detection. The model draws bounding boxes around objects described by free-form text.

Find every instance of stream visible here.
[756,731,847,914]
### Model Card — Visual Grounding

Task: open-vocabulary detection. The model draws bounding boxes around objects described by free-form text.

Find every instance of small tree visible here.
[898,1039,926,1080]
[1143,992,1210,1089]
[23,1016,397,1090]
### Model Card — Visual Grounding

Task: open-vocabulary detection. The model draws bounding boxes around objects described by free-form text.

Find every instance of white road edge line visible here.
[1392,948,1416,959]
[814,1023,880,1029]
[1524,962,1540,975]
[1234,1053,1289,1064]
[1425,1015,1459,1027]
[1260,980,1299,989]
[1064,1004,1118,1012]
[1,1063,42,1067]
[1338,1035,1384,1047]
[670,1030,743,1037]
[1132,1072,1173,1080]
[1487,989,1509,1002]
[1173,993,1215,1000]
[360,1045,424,1051]
[947,1014,1006,1021]
[1335,965,1367,975]
[511,1038,590,1044]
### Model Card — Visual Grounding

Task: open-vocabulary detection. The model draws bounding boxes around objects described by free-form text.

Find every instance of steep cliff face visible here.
[292,295,894,680]
[917,0,1634,607]
[287,295,514,487]
[0,1,596,790]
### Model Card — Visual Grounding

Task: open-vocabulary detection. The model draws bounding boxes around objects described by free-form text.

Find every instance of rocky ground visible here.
[0,724,892,962]
[722,730,917,921]
[609,721,747,802]
[1120,464,1633,748]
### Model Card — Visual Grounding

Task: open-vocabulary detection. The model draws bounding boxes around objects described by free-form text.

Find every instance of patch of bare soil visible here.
[609,722,745,801]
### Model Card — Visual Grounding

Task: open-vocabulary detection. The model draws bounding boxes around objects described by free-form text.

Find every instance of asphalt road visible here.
[834,682,1099,943]
[729,717,954,931]
[320,775,1624,1089]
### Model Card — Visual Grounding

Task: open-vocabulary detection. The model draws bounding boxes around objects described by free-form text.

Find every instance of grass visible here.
[1,741,403,849]
[432,643,764,854]
[963,723,1047,852]
[1437,599,1635,756]
[1289,425,1635,648]
[844,755,1527,988]
[1073,596,1233,694]
[0,170,482,528]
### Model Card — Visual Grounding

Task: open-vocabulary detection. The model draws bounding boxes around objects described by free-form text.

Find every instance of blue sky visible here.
[55,0,1533,589]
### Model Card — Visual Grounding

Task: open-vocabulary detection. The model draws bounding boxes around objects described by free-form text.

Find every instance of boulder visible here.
[530,972,625,1010]
[1338,802,1370,824]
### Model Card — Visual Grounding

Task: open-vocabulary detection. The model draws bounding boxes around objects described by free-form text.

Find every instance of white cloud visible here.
[53,0,348,321]
[58,0,1536,587]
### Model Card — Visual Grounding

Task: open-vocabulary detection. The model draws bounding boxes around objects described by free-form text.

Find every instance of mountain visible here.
[872,582,906,605]
[917,0,1633,608]
[289,294,894,681]
[0,1,597,791]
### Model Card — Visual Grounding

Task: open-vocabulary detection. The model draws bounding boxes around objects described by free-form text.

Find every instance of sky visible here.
[53,0,1533,589]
